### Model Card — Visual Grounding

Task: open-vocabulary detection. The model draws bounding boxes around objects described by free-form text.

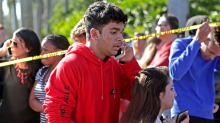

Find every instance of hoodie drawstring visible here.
[100,59,116,100]
[100,60,104,100]
[111,62,116,99]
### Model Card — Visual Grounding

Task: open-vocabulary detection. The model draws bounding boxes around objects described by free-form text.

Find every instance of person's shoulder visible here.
[215,56,220,62]
[174,36,192,43]
[56,53,88,71]
[36,66,49,78]
[173,36,193,47]
[40,66,50,73]
[155,117,162,123]
[64,52,87,62]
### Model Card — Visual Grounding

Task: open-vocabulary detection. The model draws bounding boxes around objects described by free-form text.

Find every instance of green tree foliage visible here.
[50,0,167,43]
[108,0,168,36]
[49,0,219,43]
[49,0,92,44]
[189,0,220,22]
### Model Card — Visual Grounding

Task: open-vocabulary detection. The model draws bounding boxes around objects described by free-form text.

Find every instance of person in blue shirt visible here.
[169,20,220,123]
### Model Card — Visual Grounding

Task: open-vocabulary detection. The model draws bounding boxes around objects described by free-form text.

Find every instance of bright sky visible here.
[2,0,9,15]
[2,0,21,19]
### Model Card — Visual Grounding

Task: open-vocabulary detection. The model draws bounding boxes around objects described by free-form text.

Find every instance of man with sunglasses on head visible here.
[169,15,220,123]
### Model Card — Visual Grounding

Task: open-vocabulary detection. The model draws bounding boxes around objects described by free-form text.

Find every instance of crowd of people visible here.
[0,1,220,123]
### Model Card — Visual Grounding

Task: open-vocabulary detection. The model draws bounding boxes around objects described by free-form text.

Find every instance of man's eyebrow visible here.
[109,27,124,32]
[109,27,120,30]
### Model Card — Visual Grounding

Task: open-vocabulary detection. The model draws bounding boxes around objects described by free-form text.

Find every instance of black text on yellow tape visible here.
[0,50,67,67]
[125,22,220,42]
[0,22,219,67]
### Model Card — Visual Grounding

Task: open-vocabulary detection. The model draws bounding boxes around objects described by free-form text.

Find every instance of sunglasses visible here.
[10,39,18,47]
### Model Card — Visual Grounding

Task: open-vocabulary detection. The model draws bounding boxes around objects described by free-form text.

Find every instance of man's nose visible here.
[118,35,124,42]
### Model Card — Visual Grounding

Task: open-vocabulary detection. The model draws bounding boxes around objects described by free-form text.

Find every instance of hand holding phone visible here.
[115,48,125,60]
[115,42,134,62]
[176,110,188,123]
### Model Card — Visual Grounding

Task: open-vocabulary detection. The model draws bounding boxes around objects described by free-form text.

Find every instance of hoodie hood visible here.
[66,43,113,66]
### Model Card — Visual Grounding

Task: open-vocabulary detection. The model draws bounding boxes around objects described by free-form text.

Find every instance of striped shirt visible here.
[34,66,50,123]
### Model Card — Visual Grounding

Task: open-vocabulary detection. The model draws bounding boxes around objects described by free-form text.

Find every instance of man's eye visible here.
[111,31,117,34]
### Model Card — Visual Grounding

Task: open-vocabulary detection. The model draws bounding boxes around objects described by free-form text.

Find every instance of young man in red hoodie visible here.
[43,1,141,123]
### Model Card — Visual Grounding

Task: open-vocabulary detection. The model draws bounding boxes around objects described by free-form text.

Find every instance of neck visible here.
[161,34,177,44]
[16,62,27,69]
[50,57,63,70]
[158,108,164,119]
[86,41,107,61]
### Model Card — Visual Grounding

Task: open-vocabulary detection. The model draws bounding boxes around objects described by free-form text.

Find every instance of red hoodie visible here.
[43,43,141,123]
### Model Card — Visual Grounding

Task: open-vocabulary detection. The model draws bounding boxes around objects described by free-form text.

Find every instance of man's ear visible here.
[90,28,99,40]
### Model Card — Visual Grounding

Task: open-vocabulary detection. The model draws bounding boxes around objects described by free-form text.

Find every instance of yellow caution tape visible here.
[0,22,219,67]
[125,22,220,42]
[0,50,67,67]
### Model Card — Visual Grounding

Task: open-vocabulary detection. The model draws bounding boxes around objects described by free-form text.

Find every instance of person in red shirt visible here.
[43,1,141,123]
[149,14,179,67]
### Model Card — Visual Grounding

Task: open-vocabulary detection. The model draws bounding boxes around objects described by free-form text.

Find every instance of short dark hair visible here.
[84,1,128,40]
[43,34,70,51]
[163,14,179,30]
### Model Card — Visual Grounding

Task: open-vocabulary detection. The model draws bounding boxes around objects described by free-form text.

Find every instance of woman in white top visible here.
[120,66,189,123]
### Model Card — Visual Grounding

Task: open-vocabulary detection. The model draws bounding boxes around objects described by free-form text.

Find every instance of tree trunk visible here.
[43,0,50,35]
[43,0,58,35]
[10,0,18,31]
[63,0,68,13]
[34,0,43,39]
[20,0,33,29]
[0,0,3,24]
[168,0,189,28]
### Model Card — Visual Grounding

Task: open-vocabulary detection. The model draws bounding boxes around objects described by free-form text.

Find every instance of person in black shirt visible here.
[0,28,42,123]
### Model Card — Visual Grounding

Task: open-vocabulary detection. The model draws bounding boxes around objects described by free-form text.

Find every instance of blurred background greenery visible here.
[0,0,219,44]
